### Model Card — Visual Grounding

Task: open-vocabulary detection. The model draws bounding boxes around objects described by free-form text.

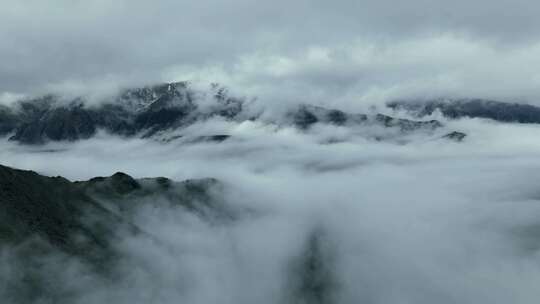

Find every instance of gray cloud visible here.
[3,117,540,303]
[2,0,540,108]
[4,3,540,301]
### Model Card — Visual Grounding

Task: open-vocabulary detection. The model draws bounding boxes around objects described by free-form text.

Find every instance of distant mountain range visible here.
[0,163,233,302]
[2,82,538,145]
[0,163,226,257]
[388,98,540,123]
[0,82,470,145]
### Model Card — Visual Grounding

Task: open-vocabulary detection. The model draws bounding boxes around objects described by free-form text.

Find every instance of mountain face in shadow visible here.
[0,164,345,303]
[0,165,119,258]
[2,82,245,144]
[389,99,540,124]
[5,83,540,145]
[0,82,446,145]
[0,164,227,252]
[0,164,229,302]
[289,105,441,132]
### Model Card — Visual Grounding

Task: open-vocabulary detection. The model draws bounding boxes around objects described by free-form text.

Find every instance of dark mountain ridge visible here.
[3,83,540,145]
[389,98,540,124]
[0,82,447,144]
[1,82,244,144]
[0,164,234,303]
[0,164,226,257]
[0,163,338,303]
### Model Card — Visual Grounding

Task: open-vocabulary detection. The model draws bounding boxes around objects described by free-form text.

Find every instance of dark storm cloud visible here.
[1,0,540,105]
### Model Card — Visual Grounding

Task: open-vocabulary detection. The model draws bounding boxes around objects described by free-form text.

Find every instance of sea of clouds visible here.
[2,114,540,303]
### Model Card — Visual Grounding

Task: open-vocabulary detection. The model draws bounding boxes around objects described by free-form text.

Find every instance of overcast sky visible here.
[2,0,540,108]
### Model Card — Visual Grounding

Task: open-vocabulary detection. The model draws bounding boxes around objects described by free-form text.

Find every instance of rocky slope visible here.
[389,98,540,123]
[0,164,227,272]
[0,82,245,144]
[0,82,447,144]
[289,104,441,131]
[0,163,239,303]
[5,82,540,144]
[0,164,233,302]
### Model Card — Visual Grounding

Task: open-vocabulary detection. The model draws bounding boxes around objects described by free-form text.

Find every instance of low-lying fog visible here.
[3,115,540,303]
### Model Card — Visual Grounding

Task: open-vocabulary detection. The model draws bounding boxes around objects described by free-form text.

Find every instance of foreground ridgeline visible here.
[0,164,232,301]
[0,164,334,303]
[0,82,243,144]
[0,164,227,259]
[3,82,532,145]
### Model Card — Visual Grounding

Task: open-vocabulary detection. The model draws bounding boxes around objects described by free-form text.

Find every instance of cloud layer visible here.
[2,116,540,302]
[2,0,540,108]
[3,2,540,302]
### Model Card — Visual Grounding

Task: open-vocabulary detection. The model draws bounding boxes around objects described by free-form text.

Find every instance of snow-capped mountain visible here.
[0,82,457,145]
